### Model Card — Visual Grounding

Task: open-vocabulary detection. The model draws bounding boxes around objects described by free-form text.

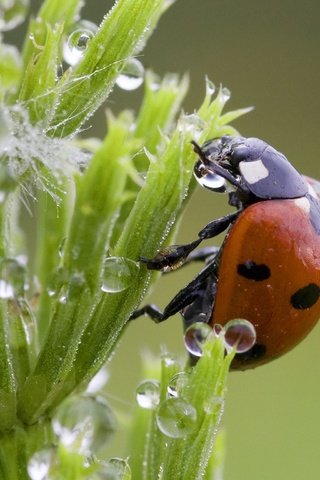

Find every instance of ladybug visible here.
[131,136,320,369]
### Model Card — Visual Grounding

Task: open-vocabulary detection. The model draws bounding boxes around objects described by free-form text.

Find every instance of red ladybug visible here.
[131,136,320,369]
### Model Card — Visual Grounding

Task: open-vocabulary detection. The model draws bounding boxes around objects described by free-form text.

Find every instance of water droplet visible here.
[27,448,56,480]
[47,267,67,297]
[58,288,68,304]
[0,257,27,299]
[178,114,206,141]
[224,319,257,353]
[53,395,116,454]
[184,322,212,357]
[116,58,144,91]
[96,457,131,480]
[17,298,36,347]
[67,271,85,300]
[203,395,224,415]
[0,0,29,32]
[193,159,226,192]
[63,24,96,66]
[101,257,139,293]
[213,323,223,337]
[221,86,231,102]
[136,379,160,409]
[156,397,197,438]
[167,372,190,398]
[205,78,216,96]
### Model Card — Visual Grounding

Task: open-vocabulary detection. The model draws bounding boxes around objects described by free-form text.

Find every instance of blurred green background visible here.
[7,0,320,478]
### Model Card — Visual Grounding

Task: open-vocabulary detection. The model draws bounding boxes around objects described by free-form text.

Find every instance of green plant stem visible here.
[0,421,54,480]
[18,116,130,423]
[35,187,73,344]
[0,201,16,431]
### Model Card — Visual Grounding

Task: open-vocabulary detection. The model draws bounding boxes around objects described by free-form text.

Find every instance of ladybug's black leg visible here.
[140,210,239,272]
[130,260,217,323]
[198,210,239,240]
[140,238,202,271]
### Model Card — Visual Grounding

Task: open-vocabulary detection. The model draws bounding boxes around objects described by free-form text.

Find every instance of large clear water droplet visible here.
[193,159,226,192]
[0,0,29,32]
[167,371,190,398]
[63,22,97,66]
[0,257,27,299]
[205,78,216,96]
[224,319,257,353]
[95,457,131,480]
[116,58,144,91]
[221,86,231,102]
[52,395,116,455]
[136,379,160,409]
[156,397,197,438]
[184,322,212,357]
[27,448,56,480]
[101,257,139,293]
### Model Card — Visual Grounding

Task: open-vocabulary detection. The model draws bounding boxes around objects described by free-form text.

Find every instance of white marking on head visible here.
[239,159,269,184]
[294,197,311,214]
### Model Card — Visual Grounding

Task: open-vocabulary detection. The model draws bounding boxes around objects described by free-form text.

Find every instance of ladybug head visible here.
[192,135,247,193]
[192,136,308,200]
[193,136,267,170]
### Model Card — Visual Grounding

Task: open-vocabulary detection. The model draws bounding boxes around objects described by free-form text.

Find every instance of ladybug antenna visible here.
[191,140,210,166]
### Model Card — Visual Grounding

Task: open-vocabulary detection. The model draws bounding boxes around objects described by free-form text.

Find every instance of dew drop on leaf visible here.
[156,397,197,438]
[116,58,144,91]
[52,395,116,455]
[167,371,190,398]
[101,257,139,293]
[184,322,212,357]
[193,159,226,192]
[95,457,131,480]
[27,448,56,480]
[63,23,97,66]
[224,318,257,353]
[136,379,160,409]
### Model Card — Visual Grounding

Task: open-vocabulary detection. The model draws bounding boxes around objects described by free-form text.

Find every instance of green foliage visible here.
[0,0,250,478]
[129,337,234,480]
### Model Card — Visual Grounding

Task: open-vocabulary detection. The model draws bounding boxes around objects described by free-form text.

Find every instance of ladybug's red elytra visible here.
[131,136,320,369]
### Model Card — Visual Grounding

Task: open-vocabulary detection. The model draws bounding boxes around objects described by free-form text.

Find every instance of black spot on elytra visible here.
[235,343,267,362]
[237,260,270,281]
[291,283,320,310]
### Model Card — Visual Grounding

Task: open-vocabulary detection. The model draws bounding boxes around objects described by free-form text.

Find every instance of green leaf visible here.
[19,24,63,125]
[18,112,130,423]
[21,0,83,71]
[129,336,234,480]
[48,0,170,137]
